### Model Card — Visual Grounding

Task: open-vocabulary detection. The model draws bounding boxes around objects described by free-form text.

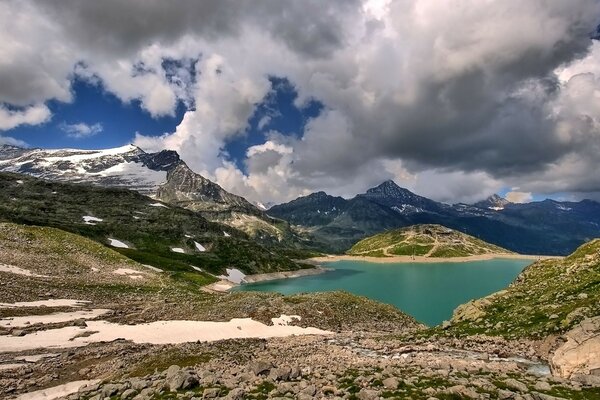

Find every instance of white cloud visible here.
[60,122,103,139]
[4,0,600,204]
[0,135,28,147]
[0,104,51,131]
[505,191,533,203]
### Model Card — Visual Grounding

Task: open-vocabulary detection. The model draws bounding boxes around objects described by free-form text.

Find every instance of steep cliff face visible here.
[156,162,257,213]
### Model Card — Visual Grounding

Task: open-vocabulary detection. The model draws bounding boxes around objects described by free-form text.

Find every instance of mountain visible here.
[0,172,303,279]
[269,180,600,255]
[348,224,511,258]
[0,144,298,245]
[473,194,511,211]
[446,238,600,339]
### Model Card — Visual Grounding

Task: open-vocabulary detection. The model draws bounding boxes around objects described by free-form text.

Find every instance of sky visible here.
[1,0,600,205]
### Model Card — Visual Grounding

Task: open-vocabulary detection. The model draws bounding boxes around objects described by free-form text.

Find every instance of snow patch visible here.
[142,264,162,272]
[149,202,169,208]
[0,299,90,309]
[113,268,144,280]
[0,263,48,278]
[15,380,101,400]
[0,318,332,352]
[194,241,206,252]
[108,238,129,248]
[191,266,203,272]
[14,353,60,363]
[0,309,110,328]
[171,247,185,254]
[82,215,103,225]
[271,315,301,326]
[16,180,24,184]
[488,206,504,211]
[218,268,246,284]
[223,231,231,237]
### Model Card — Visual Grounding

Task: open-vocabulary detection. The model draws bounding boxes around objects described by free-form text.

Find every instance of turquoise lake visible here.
[237,259,532,326]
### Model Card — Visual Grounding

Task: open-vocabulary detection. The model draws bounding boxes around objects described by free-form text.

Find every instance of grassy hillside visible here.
[348,224,511,257]
[0,172,303,278]
[443,239,600,338]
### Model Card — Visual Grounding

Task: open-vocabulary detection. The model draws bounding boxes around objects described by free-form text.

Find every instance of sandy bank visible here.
[309,253,562,264]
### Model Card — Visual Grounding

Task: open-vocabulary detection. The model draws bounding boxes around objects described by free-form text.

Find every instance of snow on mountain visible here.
[0,144,177,195]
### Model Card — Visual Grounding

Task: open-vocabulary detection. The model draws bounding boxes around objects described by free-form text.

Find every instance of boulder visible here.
[551,316,600,378]
[249,360,273,376]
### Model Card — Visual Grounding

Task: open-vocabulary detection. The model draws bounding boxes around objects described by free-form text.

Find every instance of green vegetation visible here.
[0,172,301,278]
[442,239,600,338]
[348,224,510,258]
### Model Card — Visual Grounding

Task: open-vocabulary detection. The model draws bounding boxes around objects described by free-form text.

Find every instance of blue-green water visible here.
[237,259,532,326]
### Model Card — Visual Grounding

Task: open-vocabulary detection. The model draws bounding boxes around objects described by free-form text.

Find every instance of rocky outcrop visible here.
[551,316,600,381]
[156,162,256,214]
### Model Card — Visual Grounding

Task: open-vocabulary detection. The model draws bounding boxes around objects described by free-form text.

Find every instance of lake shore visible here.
[308,253,562,264]
[203,266,329,293]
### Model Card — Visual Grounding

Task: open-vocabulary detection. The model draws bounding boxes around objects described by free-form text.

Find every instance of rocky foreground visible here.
[0,224,599,399]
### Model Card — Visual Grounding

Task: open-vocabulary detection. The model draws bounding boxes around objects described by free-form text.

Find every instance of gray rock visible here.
[249,360,272,376]
[301,384,317,396]
[166,365,181,379]
[202,387,220,398]
[505,378,528,393]
[225,388,245,400]
[101,384,120,397]
[533,381,552,392]
[72,318,87,327]
[382,377,399,389]
[168,370,199,391]
[357,388,379,400]
[269,366,292,381]
[121,388,137,399]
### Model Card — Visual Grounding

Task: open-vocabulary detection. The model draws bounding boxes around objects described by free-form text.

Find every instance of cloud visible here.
[4,0,600,203]
[0,135,28,147]
[505,190,534,203]
[59,122,103,139]
[0,104,51,131]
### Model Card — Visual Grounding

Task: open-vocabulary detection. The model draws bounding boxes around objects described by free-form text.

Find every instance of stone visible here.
[249,360,272,376]
[533,381,552,392]
[11,329,25,337]
[168,370,199,391]
[356,388,379,400]
[382,377,399,389]
[443,385,479,399]
[301,384,317,396]
[225,388,245,400]
[121,389,137,399]
[505,378,528,393]
[101,384,120,397]
[269,366,292,381]
[72,318,87,327]
[202,387,220,398]
[166,365,181,379]
[551,316,600,378]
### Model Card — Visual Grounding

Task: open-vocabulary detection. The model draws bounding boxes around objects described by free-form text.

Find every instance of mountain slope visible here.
[348,224,512,257]
[0,144,298,245]
[445,239,600,339]
[0,172,302,279]
[269,180,600,255]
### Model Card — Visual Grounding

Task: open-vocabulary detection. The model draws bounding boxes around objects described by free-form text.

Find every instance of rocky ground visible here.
[1,224,599,399]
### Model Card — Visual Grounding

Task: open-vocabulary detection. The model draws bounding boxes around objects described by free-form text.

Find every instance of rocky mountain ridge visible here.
[0,144,297,245]
[268,180,600,255]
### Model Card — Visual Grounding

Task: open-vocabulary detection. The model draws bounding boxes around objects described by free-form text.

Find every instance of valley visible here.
[0,149,599,400]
